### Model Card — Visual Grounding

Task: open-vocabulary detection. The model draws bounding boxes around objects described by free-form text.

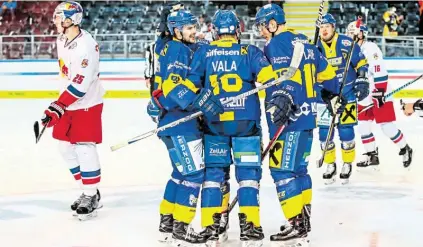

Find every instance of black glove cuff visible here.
[413,99,423,110]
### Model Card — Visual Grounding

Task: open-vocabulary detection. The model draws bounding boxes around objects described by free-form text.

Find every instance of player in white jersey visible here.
[40,1,104,220]
[346,22,413,168]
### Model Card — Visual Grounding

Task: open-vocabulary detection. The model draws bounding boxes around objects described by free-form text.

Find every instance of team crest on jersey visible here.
[342,40,352,46]
[373,53,379,60]
[81,59,89,68]
[68,42,77,50]
[240,45,248,55]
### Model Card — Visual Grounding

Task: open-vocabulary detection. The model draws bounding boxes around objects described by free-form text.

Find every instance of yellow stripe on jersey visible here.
[256,65,276,84]
[162,74,198,97]
[317,63,337,83]
[155,75,163,89]
[219,111,234,121]
[210,38,238,47]
[355,58,368,71]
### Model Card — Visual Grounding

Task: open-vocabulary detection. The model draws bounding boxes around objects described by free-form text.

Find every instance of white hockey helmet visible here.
[53,1,83,26]
[346,21,360,38]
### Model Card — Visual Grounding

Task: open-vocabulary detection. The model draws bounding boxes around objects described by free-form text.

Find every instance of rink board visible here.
[0,58,422,98]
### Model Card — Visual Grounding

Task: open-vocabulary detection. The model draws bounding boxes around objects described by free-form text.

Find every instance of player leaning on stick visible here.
[316,14,370,184]
[346,22,413,168]
[255,4,339,246]
[40,1,103,221]
[185,10,276,247]
[147,9,223,246]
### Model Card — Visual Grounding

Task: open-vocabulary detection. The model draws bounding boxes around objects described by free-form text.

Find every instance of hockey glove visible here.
[354,76,370,101]
[147,89,165,123]
[320,88,347,116]
[413,99,423,111]
[265,89,301,127]
[371,88,386,108]
[42,101,66,127]
[192,88,224,119]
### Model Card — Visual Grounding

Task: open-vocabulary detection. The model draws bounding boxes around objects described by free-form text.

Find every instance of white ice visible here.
[0,97,422,247]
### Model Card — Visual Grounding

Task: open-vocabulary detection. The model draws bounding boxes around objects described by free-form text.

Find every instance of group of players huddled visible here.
[38,1,419,247]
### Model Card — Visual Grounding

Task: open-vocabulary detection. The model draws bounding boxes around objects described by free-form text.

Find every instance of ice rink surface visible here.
[1,98,423,247]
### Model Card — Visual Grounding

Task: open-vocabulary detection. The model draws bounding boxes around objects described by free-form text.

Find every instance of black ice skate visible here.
[218,209,229,242]
[76,193,100,221]
[158,214,174,243]
[357,149,380,169]
[199,213,221,247]
[71,189,101,216]
[323,163,336,184]
[340,163,352,184]
[239,213,264,247]
[172,220,207,247]
[270,215,309,247]
[399,145,413,168]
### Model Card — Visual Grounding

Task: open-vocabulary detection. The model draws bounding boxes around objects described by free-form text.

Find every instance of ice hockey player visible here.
[186,9,277,247]
[346,22,413,168]
[144,1,185,95]
[148,9,223,246]
[255,4,340,246]
[40,1,103,221]
[316,13,370,184]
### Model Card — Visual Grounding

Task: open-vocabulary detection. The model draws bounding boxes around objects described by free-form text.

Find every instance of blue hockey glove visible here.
[354,76,370,101]
[147,89,165,123]
[320,88,347,116]
[192,88,224,118]
[265,89,301,127]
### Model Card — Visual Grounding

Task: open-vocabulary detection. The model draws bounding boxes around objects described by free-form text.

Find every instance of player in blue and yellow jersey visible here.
[255,4,341,245]
[316,14,370,184]
[185,10,275,247]
[147,10,224,246]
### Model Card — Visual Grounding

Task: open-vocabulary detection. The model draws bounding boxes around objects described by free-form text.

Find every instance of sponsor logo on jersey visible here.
[373,53,379,60]
[327,57,342,66]
[271,56,290,64]
[220,96,246,108]
[240,46,248,55]
[209,148,228,156]
[342,39,352,46]
[81,59,88,68]
[206,48,240,57]
[167,61,190,71]
[189,194,198,206]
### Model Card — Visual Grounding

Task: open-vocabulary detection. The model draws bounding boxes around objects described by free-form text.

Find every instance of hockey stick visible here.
[358,73,423,114]
[317,17,362,168]
[110,42,305,152]
[227,0,326,213]
[34,120,49,144]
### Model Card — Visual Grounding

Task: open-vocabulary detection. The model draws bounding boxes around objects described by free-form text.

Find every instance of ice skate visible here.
[158,214,174,243]
[322,163,336,184]
[270,215,309,247]
[302,204,311,233]
[218,209,229,243]
[239,213,264,247]
[172,220,207,247]
[199,213,221,247]
[76,193,100,221]
[399,145,413,168]
[357,149,379,170]
[340,163,352,184]
[72,189,101,217]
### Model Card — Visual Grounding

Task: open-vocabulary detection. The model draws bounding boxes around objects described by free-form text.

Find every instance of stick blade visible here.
[34,121,40,143]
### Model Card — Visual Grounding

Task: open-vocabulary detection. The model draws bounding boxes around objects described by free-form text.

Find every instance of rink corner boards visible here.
[0,90,421,99]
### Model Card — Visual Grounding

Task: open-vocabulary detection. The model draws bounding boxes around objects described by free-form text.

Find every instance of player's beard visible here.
[182,33,196,44]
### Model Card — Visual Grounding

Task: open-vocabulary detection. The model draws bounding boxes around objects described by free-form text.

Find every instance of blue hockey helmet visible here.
[320,13,336,27]
[360,24,369,37]
[255,3,286,27]
[167,10,198,36]
[212,10,240,35]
